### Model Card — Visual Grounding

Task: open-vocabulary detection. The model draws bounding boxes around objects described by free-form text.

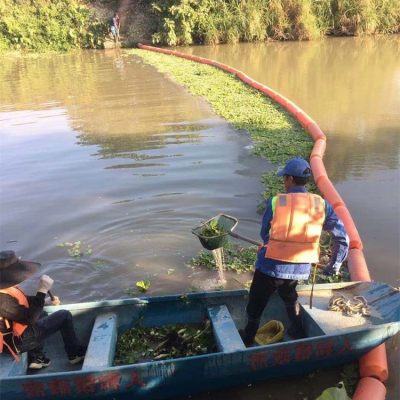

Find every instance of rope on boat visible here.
[328,293,371,317]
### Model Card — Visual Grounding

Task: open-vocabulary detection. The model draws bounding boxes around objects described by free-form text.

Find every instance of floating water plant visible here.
[114,319,216,366]
[57,241,91,261]
[199,220,227,237]
[93,260,107,271]
[136,280,151,292]
[187,243,256,274]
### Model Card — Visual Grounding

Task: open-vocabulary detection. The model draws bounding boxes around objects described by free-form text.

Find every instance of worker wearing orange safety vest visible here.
[240,158,349,346]
[0,251,86,369]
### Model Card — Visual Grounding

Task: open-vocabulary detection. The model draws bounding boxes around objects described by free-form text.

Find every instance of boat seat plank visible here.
[8,353,28,376]
[82,312,117,370]
[207,305,246,353]
[0,352,28,377]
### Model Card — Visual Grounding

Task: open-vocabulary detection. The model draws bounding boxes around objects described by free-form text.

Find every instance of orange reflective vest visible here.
[0,286,29,361]
[265,193,325,263]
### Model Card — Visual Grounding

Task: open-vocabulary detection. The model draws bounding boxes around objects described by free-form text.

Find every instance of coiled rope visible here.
[328,293,371,317]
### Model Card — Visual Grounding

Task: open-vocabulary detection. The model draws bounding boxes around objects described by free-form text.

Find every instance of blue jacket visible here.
[256,187,349,280]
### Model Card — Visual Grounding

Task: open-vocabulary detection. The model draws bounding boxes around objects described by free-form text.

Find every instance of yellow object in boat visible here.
[255,320,284,345]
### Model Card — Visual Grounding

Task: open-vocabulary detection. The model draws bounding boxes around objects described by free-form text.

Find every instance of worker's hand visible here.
[37,275,54,294]
[322,263,341,277]
[44,296,60,306]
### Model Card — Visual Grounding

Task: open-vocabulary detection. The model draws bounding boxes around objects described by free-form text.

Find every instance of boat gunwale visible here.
[0,322,399,382]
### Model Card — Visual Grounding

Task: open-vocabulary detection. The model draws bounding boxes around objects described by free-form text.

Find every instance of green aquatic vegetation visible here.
[180,293,189,303]
[114,319,216,366]
[57,241,91,261]
[93,260,107,271]
[199,220,227,237]
[167,268,175,274]
[187,243,257,274]
[136,280,151,292]
[131,49,313,166]
[316,382,351,400]
[340,362,360,396]
[125,287,138,297]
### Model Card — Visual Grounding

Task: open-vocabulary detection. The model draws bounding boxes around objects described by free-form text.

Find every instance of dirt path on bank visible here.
[90,0,153,46]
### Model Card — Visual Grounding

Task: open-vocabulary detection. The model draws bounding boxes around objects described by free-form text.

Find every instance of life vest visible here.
[264,193,325,263]
[0,286,29,361]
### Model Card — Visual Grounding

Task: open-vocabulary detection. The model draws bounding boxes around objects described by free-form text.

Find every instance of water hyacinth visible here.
[114,319,216,366]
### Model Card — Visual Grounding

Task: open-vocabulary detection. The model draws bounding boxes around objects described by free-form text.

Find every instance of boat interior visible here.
[1,281,398,379]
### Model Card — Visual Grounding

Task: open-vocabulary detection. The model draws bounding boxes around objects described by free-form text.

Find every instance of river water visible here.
[0,36,399,399]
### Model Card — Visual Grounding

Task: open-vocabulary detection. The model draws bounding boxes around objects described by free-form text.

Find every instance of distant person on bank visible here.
[240,158,349,346]
[0,251,86,369]
[110,12,120,43]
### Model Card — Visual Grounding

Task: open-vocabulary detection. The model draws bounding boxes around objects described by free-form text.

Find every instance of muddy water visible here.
[181,36,400,399]
[0,50,271,303]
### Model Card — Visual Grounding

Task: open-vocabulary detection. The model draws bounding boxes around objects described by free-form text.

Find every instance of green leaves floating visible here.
[114,319,216,366]
[57,241,91,261]
[199,220,227,237]
[136,280,151,292]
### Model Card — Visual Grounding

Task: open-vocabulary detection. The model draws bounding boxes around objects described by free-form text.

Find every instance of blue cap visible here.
[276,158,311,178]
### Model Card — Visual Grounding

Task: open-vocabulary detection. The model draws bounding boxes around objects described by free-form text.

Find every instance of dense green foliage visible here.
[150,0,400,46]
[0,0,108,53]
[114,320,216,365]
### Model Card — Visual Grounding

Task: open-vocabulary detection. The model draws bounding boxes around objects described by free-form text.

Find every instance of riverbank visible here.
[1,0,399,53]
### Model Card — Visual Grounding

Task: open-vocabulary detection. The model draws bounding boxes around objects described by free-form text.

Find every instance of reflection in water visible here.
[0,49,269,305]
[182,36,400,182]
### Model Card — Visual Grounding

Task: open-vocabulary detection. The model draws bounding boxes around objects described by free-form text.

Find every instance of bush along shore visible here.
[0,0,108,53]
[1,0,399,53]
[150,0,400,45]
[131,48,351,285]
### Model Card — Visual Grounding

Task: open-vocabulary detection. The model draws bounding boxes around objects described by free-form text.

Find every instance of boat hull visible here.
[1,283,399,400]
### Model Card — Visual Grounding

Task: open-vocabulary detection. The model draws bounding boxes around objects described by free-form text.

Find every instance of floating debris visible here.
[114,319,216,366]
[136,280,151,292]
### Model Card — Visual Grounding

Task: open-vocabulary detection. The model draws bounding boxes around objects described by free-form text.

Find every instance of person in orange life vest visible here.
[239,158,349,346]
[0,251,86,369]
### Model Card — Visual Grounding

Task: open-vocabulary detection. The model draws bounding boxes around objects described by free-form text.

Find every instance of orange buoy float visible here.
[347,249,370,281]
[359,345,389,382]
[310,156,328,183]
[352,377,386,400]
[333,206,363,250]
[317,178,346,208]
[310,139,326,160]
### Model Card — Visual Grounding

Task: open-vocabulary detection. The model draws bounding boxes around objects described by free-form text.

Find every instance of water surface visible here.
[0,51,270,302]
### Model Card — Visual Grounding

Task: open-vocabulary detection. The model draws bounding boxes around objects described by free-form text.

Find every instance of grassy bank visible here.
[151,0,400,46]
[0,0,108,53]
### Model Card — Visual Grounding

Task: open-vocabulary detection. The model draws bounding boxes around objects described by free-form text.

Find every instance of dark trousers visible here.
[246,269,298,320]
[17,310,80,359]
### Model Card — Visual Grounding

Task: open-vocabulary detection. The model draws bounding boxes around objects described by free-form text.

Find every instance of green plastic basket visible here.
[192,214,238,251]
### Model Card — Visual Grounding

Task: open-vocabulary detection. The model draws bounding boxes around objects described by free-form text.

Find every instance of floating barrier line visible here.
[137,44,389,398]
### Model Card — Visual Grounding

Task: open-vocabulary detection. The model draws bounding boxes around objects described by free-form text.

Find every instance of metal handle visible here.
[48,290,55,301]
[228,231,262,246]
